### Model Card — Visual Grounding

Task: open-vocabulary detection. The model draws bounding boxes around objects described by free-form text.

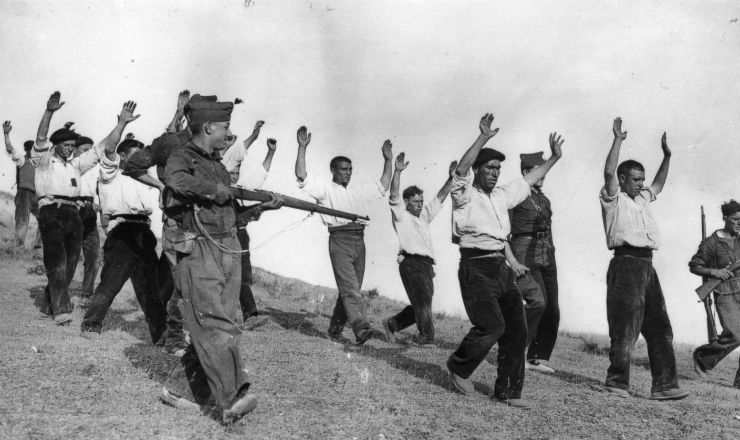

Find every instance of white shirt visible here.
[599,186,660,250]
[98,153,156,232]
[298,174,386,227]
[80,163,99,199]
[390,196,442,259]
[31,140,101,207]
[450,172,531,250]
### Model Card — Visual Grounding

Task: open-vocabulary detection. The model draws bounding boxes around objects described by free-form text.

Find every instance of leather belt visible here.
[512,230,551,239]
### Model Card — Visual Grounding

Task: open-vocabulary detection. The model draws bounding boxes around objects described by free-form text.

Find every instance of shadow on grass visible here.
[264,306,463,393]
[28,284,46,311]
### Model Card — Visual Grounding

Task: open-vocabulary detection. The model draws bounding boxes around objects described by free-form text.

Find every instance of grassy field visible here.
[0,238,739,440]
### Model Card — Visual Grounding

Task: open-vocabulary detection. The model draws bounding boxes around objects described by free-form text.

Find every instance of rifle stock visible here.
[695,260,740,300]
[229,187,370,222]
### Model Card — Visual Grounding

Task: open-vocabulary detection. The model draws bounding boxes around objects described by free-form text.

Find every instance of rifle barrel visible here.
[229,187,370,222]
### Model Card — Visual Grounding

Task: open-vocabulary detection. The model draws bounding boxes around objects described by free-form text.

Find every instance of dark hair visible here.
[616,160,645,179]
[116,139,144,155]
[330,156,352,170]
[189,121,206,135]
[23,140,34,151]
[721,199,740,217]
[402,185,423,200]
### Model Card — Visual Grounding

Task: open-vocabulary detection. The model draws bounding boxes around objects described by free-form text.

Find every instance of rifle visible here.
[697,206,719,344]
[229,187,370,222]
[695,260,740,300]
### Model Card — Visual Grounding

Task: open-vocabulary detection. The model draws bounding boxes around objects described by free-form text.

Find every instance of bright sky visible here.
[1,0,738,344]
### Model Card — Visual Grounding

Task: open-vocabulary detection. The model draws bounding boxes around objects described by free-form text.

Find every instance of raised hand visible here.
[46,91,65,112]
[251,120,265,137]
[549,132,564,158]
[266,138,277,152]
[613,117,627,140]
[661,132,671,157]
[394,152,409,171]
[297,126,311,148]
[125,132,135,140]
[64,121,75,129]
[3,121,11,134]
[213,183,235,204]
[382,140,393,160]
[226,134,238,148]
[118,101,141,124]
[479,113,499,138]
[176,90,190,113]
[449,160,458,177]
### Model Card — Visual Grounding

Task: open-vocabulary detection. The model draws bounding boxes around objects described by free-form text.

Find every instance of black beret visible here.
[75,136,94,147]
[473,148,506,168]
[49,128,79,145]
[23,140,34,151]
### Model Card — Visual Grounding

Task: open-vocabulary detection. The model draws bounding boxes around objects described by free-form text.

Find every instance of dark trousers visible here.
[388,256,435,341]
[79,204,100,297]
[694,292,740,387]
[327,230,371,340]
[160,220,187,352]
[511,236,559,361]
[38,204,83,316]
[237,227,258,319]
[449,256,527,399]
[81,223,167,343]
[14,187,39,247]
[165,237,249,409]
[605,255,679,392]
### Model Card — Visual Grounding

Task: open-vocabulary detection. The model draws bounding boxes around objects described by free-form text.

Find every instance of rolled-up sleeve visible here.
[99,153,121,184]
[73,144,101,175]
[500,176,531,209]
[451,172,472,209]
[31,140,52,168]
[599,186,618,212]
[297,174,328,202]
[389,197,404,222]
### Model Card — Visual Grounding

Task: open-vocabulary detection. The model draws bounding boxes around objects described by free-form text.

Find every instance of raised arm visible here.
[650,132,671,195]
[101,101,141,160]
[604,117,627,197]
[455,113,499,176]
[263,138,277,172]
[295,126,311,182]
[380,140,394,191]
[436,160,458,203]
[166,90,189,134]
[244,120,264,151]
[36,91,65,145]
[3,121,14,155]
[390,152,409,202]
[523,132,564,186]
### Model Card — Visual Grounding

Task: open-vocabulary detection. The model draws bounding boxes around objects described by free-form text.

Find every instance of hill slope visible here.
[0,249,739,439]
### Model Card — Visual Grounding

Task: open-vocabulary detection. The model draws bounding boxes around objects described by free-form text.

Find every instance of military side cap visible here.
[186,94,233,125]
[520,151,545,170]
[473,148,506,168]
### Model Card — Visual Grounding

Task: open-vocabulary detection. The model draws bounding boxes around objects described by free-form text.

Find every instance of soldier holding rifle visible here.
[690,200,740,389]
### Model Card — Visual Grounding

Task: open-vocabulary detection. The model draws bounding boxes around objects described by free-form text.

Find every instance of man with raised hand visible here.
[81,135,167,344]
[599,117,688,401]
[220,120,278,330]
[381,153,456,346]
[446,114,562,409]
[3,121,40,248]
[31,91,138,325]
[295,125,393,345]
[73,135,101,302]
[506,148,561,374]
[159,95,283,425]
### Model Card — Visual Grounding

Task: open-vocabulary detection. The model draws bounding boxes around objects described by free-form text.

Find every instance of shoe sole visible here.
[650,392,690,401]
[494,398,531,410]
[160,387,200,411]
[604,386,630,398]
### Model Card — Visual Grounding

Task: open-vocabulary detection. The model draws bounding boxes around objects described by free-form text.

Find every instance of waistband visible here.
[328,223,365,235]
[460,247,505,260]
[613,245,653,259]
[511,230,551,239]
[110,214,150,222]
[400,251,435,265]
[200,228,237,240]
[40,196,81,208]
[78,196,94,203]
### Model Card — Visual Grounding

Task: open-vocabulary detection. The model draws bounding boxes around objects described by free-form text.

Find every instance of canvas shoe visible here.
[650,388,690,401]
[525,360,555,374]
[160,387,200,411]
[446,357,474,395]
[222,393,258,425]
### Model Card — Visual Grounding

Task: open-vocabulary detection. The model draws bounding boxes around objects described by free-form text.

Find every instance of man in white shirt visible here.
[81,137,168,343]
[31,91,138,325]
[599,117,688,401]
[446,114,562,410]
[74,135,101,300]
[381,153,455,346]
[295,125,393,345]
[3,121,40,248]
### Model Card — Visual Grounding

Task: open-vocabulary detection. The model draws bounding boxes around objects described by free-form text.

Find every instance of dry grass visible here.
[1,241,739,439]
